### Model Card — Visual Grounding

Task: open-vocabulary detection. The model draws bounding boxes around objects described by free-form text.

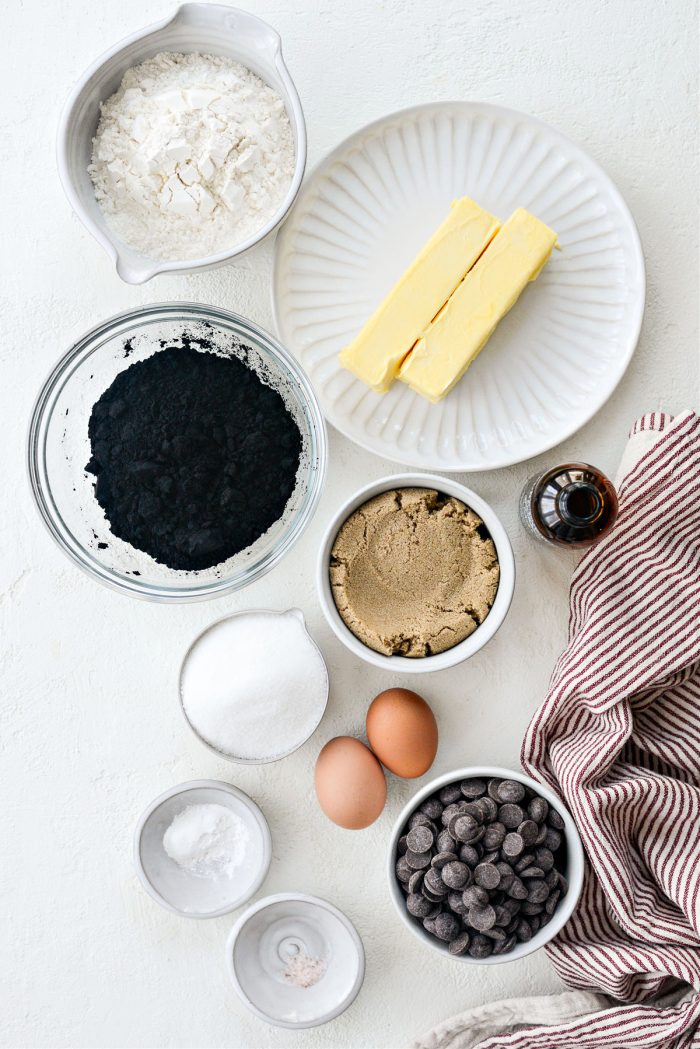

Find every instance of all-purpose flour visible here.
[89,52,295,260]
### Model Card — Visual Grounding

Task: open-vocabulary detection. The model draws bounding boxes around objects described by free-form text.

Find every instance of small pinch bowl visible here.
[316,473,515,673]
[134,779,272,919]
[226,893,365,1029]
[57,3,307,284]
[387,766,585,963]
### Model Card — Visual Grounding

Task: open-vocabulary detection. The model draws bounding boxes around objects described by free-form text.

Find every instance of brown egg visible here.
[314,736,387,829]
[366,688,438,778]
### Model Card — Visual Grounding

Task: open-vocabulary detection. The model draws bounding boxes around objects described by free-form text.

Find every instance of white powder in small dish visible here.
[180,610,328,761]
[163,803,249,879]
[89,52,295,260]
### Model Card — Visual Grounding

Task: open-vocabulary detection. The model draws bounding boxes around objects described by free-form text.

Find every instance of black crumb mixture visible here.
[86,340,302,571]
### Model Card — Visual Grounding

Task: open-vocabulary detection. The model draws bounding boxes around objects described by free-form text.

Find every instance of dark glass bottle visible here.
[519,462,618,548]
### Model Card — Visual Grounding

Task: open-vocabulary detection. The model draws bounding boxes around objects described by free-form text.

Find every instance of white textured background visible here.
[2,1,698,1046]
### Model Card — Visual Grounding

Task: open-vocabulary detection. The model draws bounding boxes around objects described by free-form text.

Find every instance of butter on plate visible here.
[399,208,557,404]
[339,197,500,393]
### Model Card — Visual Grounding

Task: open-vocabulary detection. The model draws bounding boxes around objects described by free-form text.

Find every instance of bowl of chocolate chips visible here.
[28,303,327,601]
[388,767,584,963]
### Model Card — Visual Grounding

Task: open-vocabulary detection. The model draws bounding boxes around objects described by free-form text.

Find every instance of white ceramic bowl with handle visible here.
[387,766,585,963]
[316,473,515,673]
[57,3,306,283]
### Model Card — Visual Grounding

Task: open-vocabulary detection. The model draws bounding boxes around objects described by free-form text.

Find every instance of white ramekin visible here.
[57,3,307,284]
[387,766,584,963]
[316,473,515,673]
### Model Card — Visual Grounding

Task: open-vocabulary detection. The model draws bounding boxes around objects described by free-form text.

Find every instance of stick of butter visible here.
[339,198,500,393]
[399,208,557,403]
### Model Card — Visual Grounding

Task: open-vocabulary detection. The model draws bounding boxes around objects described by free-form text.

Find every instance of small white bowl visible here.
[316,473,515,673]
[226,893,365,1029]
[387,766,584,963]
[179,608,329,764]
[57,3,307,284]
[134,779,271,918]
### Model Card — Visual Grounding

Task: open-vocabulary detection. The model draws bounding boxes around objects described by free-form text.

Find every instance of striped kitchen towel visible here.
[414,410,700,1049]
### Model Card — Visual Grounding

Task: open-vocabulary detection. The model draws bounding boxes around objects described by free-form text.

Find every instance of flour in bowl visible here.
[89,52,295,260]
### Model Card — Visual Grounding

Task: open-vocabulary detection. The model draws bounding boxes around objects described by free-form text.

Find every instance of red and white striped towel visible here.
[481,409,700,1048]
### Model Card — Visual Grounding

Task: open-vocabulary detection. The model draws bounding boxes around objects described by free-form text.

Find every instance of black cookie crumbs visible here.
[86,339,302,571]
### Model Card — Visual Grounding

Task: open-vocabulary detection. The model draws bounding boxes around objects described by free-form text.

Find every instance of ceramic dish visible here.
[226,893,365,1029]
[273,101,646,471]
[387,766,584,963]
[316,473,515,673]
[179,608,329,764]
[27,303,327,602]
[57,3,306,283]
[134,780,271,919]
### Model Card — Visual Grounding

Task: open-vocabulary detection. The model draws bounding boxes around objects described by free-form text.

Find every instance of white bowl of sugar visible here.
[134,779,272,919]
[57,3,306,283]
[179,608,329,764]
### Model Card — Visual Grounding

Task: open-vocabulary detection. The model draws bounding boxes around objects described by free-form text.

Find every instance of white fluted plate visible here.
[272,102,645,471]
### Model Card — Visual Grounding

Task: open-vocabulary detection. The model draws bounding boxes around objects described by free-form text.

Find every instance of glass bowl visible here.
[28,303,327,601]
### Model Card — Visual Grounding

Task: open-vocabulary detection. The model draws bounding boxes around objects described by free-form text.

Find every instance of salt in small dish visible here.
[226,893,365,1029]
[134,779,271,919]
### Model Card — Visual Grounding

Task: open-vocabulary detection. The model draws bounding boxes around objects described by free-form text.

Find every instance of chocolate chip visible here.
[545,828,563,851]
[459,844,481,867]
[460,778,486,798]
[468,904,496,932]
[526,880,550,904]
[442,861,471,888]
[545,869,559,890]
[396,857,411,882]
[482,822,506,849]
[498,804,524,829]
[520,900,543,916]
[519,866,545,879]
[406,825,434,853]
[437,829,455,852]
[507,876,528,900]
[397,835,408,855]
[474,863,500,890]
[452,814,479,842]
[468,933,493,958]
[487,779,502,801]
[558,873,569,895]
[405,849,432,870]
[434,912,461,941]
[448,891,468,916]
[482,926,506,941]
[424,868,448,895]
[448,931,471,955]
[407,893,433,917]
[408,871,424,893]
[545,889,561,915]
[463,885,489,908]
[548,808,565,830]
[516,918,532,942]
[536,824,548,845]
[518,820,539,846]
[432,851,458,869]
[515,853,536,872]
[497,780,526,803]
[408,812,433,829]
[423,886,446,903]
[420,798,444,820]
[479,797,498,821]
[529,915,541,934]
[440,784,463,805]
[535,847,555,872]
[528,797,548,823]
[441,803,463,826]
[502,832,525,858]
[423,916,437,934]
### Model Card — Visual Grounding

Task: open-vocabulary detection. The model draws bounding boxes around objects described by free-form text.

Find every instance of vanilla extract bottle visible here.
[519,463,618,548]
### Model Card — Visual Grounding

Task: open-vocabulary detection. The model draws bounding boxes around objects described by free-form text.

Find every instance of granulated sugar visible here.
[89,52,295,260]
[180,611,328,761]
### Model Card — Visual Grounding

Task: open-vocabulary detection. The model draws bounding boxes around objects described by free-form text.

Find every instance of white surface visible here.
[316,473,515,672]
[1,1,697,1047]
[274,101,645,470]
